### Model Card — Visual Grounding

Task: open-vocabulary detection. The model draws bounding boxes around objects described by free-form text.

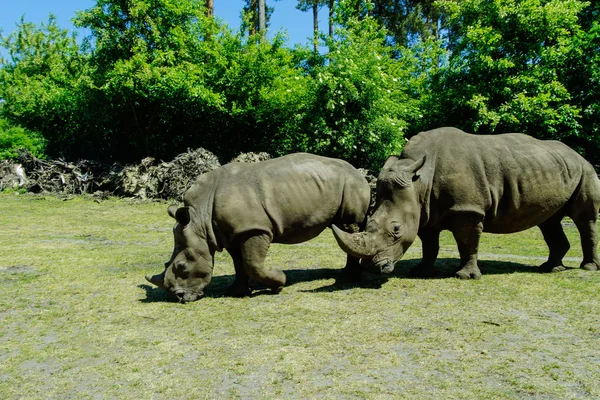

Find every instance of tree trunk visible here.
[313,1,319,53]
[249,0,257,36]
[328,0,334,38]
[206,0,214,17]
[258,0,266,38]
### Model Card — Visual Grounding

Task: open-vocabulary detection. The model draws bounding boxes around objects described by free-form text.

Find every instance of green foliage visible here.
[296,11,422,169]
[372,0,444,45]
[560,3,600,162]
[432,0,586,142]
[71,0,229,161]
[0,15,87,158]
[209,33,312,160]
[1,0,600,168]
[0,119,46,159]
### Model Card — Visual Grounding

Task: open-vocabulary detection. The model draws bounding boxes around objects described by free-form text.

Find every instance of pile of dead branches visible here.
[0,148,278,200]
[228,152,271,164]
[0,160,28,191]
[0,150,377,202]
[7,150,120,195]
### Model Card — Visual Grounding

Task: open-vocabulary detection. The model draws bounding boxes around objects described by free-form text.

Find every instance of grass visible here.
[1,193,599,399]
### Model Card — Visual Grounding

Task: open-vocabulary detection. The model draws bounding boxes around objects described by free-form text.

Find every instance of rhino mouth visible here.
[363,258,395,275]
[171,289,204,303]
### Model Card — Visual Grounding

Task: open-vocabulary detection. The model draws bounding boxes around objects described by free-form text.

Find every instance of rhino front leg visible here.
[225,246,252,297]
[410,229,440,278]
[339,254,363,282]
[574,219,600,271]
[241,232,287,293]
[538,217,570,272]
[451,215,483,280]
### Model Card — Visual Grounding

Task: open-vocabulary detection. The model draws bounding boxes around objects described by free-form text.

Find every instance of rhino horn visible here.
[145,271,166,288]
[331,225,377,259]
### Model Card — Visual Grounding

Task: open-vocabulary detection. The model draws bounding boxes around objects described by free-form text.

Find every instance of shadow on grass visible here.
[388,257,576,279]
[138,267,386,302]
[138,258,568,302]
[138,284,174,303]
[289,268,389,293]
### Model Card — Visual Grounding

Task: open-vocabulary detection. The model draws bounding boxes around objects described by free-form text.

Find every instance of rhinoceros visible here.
[332,127,600,279]
[145,153,370,302]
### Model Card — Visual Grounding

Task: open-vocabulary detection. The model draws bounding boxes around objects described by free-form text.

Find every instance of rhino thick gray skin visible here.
[146,153,370,302]
[332,127,600,279]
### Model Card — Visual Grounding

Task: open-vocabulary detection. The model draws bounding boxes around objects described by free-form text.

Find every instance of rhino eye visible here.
[391,223,402,239]
[175,261,188,272]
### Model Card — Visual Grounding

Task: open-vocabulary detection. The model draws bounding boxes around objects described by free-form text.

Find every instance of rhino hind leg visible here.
[451,216,483,280]
[574,219,600,271]
[410,229,440,278]
[241,233,286,293]
[225,246,252,297]
[538,217,570,273]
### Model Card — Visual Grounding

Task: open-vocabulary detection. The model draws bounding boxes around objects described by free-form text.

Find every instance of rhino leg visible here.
[538,217,570,272]
[574,219,600,271]
[339,254,363,282]
[451,215,483,280]
[336,220,367,282]
[225,246,252,297]
[410,229,440,278]
[241,233,286,293]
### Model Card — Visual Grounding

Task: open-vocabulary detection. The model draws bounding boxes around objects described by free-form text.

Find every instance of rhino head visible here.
[332,155,426,273]
[145,205,214,303]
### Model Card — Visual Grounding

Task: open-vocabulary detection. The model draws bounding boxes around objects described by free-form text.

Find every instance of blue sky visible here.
[0,0,329,47]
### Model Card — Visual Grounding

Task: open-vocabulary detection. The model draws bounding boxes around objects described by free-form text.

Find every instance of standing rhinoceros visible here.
[332,127,600,279]
[145,153,370,302]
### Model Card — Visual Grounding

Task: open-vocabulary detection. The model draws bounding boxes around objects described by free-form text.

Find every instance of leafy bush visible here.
[296,13,422,169]
[0,119,46,160]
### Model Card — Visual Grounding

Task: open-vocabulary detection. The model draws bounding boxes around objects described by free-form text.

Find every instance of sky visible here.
[0,0,329,48]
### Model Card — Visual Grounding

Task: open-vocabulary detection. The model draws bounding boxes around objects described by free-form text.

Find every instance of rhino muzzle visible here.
[173,289,204,303]
[362,258,395,274]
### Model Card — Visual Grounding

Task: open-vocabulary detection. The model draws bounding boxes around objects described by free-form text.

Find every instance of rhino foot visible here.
[539,262,566,273]
[581,262,599,271]
[225,282,252,298]
[271,285,284,294]
[455,267,482,280]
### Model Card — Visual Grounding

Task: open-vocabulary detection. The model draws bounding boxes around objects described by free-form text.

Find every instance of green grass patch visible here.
[1,193,599,399]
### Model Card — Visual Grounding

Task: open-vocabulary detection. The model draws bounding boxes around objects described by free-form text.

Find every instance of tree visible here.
[560,2,600,163]
[297,0,328,52]
[371,0,444,46]
[206,0,214,17]
[429,0,585,144]
[0,15,88,158]
[298,10,423,169]
[70,0,229,161]
[242,0,276,38]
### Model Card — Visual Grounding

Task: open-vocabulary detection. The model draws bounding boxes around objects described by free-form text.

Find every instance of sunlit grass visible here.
[1,193,599,399]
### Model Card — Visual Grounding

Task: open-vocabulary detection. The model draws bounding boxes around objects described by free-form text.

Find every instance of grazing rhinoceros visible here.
[332,127,600,279]
[145,153,370,302]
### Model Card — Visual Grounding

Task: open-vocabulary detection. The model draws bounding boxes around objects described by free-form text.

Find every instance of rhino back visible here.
[205,154,368,245]
[405,128,593,233]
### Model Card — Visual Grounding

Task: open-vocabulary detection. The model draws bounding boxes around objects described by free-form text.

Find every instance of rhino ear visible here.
[382,155,400,170]
[168,205,191,226]
[168,205,179,219]
[408,154,427,176]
